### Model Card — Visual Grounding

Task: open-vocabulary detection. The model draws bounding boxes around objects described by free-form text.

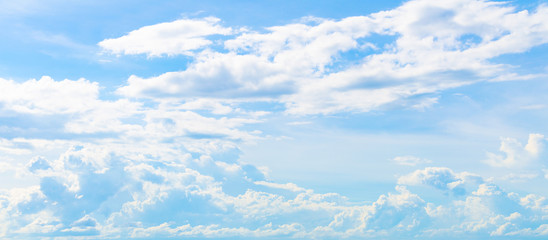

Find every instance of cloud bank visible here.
[1,76,548,238]
[3,141,548,239]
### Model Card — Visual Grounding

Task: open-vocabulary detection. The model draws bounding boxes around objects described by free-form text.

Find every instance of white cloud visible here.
[224,16,374,74]
[398,167,483,195]
[485,133,547,168]
[176,98,234,115]
[0,76,265,151]
[131,107,262,142]
[0,76,99,114]
[112,0,548,114]
[0,138,32,155]
[116,51,295,99]
[2,0,548,239]
[64,98,143,134]
[253,181,306,192]
[392,155,432,166]
[2,145,548,239]
[98,17,233,57]
[409,97,439,111]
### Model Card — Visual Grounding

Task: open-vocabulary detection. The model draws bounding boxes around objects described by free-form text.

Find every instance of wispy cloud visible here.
[392,155,432,166]
[99,17,234,57]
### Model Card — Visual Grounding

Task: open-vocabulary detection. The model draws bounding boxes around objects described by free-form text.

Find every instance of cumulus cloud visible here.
[485,133,547,168]
[398,167,483,196]
[112,0,548,114]
[0,76,266,146]
[398,168,548,238]
[116,51,296,99]
[2,0,548,239]
[4,150,548,239]
[2,116,548,240]
[98,17,233,57]
[0,76,547,238]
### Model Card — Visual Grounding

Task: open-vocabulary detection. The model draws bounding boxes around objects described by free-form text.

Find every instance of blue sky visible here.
[1,0,548,239]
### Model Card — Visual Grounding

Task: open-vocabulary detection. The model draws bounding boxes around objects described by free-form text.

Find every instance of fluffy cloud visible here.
[485,133,548,168]
[398,167,483,195]
[0,78,545,237]
[398,168,548,238]
[0,76,264,147]
[2,138,548,239]
[0,76,147,137]
[0,76,99,114]
[2,0,548,239]
[111,0,548,114]
[98,17,233,57]
[116,51,296,99]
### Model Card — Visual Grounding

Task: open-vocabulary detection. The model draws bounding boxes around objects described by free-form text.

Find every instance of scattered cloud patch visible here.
[485,133,547,168]
[0,76,99,114]
[392,155,431,166]
[1,0,548,239]
[99,17,233,57]
[2,153,548,239]
[398,167,483,195]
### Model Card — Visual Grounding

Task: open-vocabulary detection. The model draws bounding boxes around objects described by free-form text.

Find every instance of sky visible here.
[1,0,548,239]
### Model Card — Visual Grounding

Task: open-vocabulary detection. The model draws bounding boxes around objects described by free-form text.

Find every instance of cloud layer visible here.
[1,0,548,239]
[109,0,548,114]
[3,141,548,239]
[0,76,547,238]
